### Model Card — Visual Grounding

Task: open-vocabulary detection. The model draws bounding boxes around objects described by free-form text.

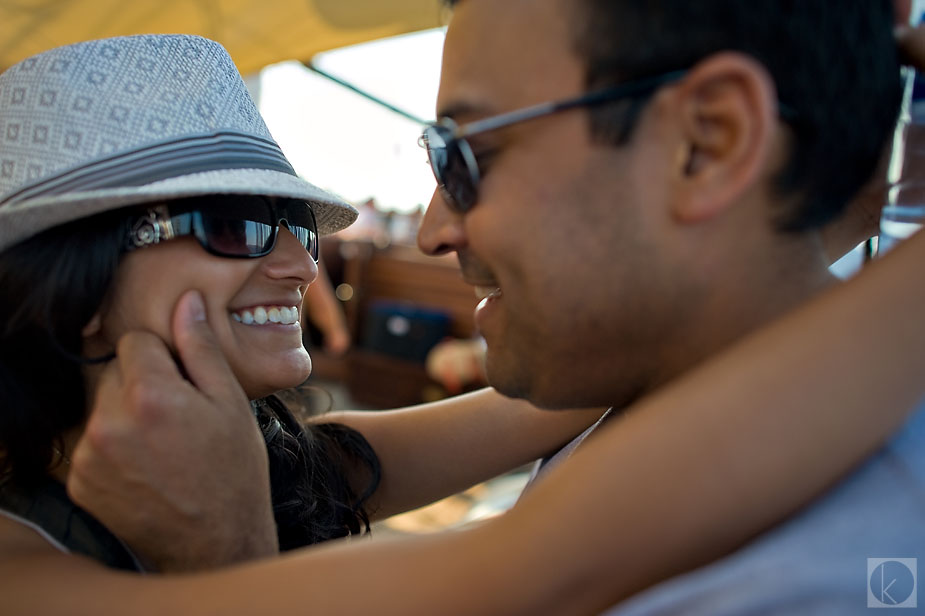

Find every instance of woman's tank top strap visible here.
[0,476,144,571]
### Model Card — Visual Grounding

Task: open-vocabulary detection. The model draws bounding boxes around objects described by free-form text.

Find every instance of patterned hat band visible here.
[0,130,296,208]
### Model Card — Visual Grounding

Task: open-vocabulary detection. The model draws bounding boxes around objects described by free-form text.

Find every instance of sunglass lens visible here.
[190,197,318,259]
[442,143,476,212]
[286,224,318,261]
[196,198,276,256]
[200,215,274,256]
[277,201,319,260]
[422,125,445,179]
[425,125,476,213]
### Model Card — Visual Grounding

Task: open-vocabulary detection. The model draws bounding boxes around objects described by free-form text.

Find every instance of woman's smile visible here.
[231,304,301,325]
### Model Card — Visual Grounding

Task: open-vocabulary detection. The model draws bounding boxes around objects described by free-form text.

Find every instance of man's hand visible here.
[67,290,279,572]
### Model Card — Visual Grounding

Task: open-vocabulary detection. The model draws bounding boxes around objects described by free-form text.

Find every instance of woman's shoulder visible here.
[0,513,147,616]
[0,510,67,560]
[0,476,73,557]
[0,477,144,571]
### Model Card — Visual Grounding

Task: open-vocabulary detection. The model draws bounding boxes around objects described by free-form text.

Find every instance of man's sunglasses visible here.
[421,70,688,214]
[125,195,319,262]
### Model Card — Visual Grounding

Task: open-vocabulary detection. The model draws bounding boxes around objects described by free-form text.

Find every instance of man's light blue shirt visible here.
[607,400,925,614]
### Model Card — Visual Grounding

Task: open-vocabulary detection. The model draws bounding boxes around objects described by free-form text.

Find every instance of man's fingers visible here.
[171,289,246,402]
[77,332,180,457]
[70,356,123,478]
[115,330,185,384]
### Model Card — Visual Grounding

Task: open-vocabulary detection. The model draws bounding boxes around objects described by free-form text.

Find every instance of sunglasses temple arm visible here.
[457,101,561,137]
[456,70,688,139]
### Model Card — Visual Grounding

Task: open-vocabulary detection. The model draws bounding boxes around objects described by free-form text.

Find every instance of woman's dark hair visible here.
[0,205,381,548]
[255,396,379,548]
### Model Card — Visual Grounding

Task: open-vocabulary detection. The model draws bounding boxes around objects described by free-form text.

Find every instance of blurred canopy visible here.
[0,0,445,74]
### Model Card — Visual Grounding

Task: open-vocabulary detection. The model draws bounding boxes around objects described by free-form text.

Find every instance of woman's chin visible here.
[236,351,312,400]
[245,378,307,401]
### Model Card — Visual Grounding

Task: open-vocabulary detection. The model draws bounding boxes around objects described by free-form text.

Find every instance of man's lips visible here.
[474,285,503,301]
[458,253,500,302]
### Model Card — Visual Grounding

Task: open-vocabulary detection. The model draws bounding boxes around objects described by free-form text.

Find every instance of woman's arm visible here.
[321,389,605,518]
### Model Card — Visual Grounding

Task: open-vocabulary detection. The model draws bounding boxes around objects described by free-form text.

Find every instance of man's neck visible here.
[641,236,839,399]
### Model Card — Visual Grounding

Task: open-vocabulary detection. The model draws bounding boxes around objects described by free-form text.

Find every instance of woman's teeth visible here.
[231,306,300,325]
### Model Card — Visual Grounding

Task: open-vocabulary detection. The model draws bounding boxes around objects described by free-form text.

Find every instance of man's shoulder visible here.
[607,400,925,616]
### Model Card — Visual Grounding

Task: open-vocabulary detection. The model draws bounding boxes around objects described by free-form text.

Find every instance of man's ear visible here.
[81,312,102,338]
[670,52,778,224]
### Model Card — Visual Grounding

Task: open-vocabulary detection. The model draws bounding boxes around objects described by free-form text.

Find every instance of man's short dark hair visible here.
[572,0,902,231]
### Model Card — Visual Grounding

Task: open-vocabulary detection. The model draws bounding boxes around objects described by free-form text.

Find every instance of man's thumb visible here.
[171,290,240,397]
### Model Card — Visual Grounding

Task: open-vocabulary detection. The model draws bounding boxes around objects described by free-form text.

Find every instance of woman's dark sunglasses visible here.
[125,195,319,262]
[421,70,688,214]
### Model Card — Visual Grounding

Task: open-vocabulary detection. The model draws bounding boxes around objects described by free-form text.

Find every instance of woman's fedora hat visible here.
[0,34,357,252]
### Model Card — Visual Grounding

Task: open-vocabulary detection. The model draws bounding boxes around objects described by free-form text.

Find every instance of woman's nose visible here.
[265,225,318,285]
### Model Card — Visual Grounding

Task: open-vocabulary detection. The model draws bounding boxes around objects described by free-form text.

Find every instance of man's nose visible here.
[417,189,468,255]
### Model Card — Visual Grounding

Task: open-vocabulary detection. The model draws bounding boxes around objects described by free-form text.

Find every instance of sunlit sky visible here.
[257,28,446,213]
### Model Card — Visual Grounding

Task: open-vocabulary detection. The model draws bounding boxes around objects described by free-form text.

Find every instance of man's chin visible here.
[486,364,618,410]
[485,363,561,409]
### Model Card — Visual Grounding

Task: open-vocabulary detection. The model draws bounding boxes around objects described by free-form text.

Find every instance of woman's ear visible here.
[670,52,778,224]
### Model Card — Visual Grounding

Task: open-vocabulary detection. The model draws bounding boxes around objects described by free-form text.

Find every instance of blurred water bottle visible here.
[880,0,925,254]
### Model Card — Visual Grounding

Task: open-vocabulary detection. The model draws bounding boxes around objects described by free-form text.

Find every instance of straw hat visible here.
[0,34,358,253]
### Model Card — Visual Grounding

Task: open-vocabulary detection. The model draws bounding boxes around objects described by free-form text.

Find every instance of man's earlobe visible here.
[81,313,103,338]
